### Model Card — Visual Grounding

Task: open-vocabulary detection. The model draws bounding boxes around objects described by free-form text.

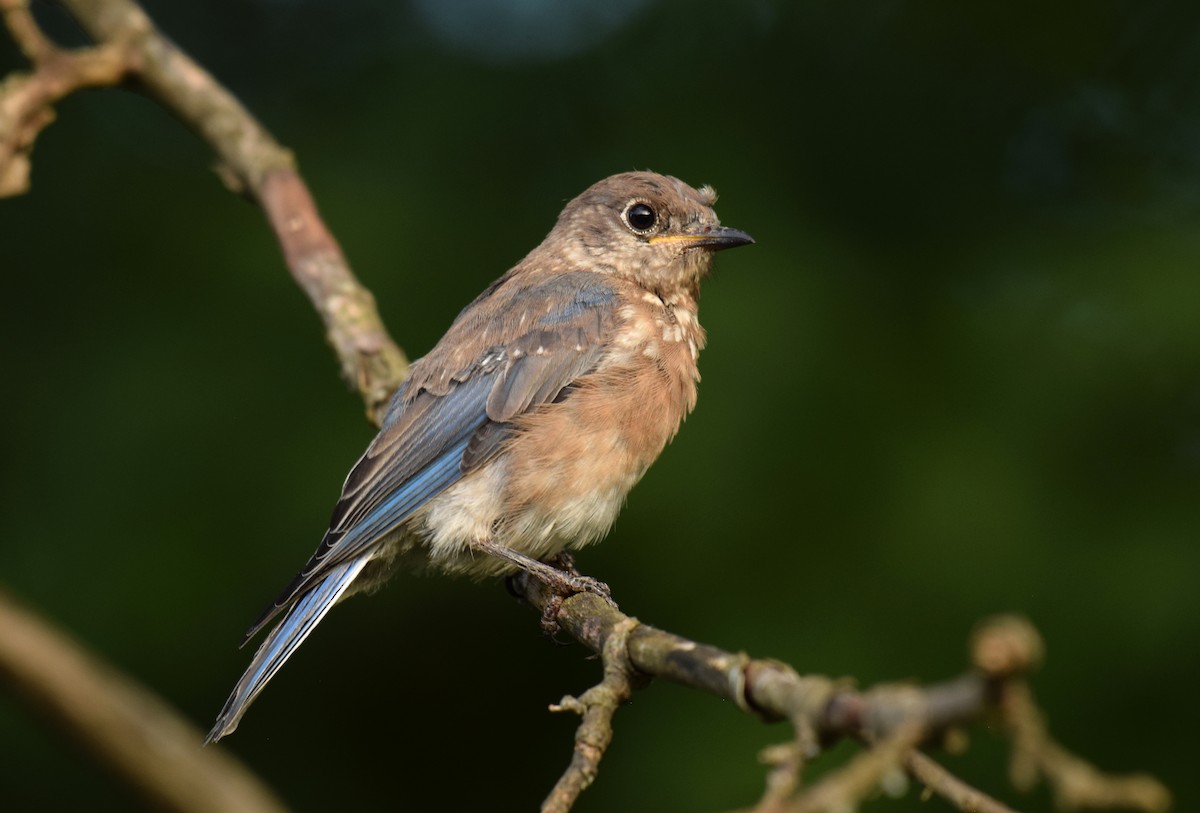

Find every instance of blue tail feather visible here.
[206,557,368,743]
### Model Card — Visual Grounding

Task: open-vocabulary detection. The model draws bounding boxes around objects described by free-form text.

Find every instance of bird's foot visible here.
[531,559,615,636]
[484,541,614,635]
[505,564,615,636]
[544,551,613,603]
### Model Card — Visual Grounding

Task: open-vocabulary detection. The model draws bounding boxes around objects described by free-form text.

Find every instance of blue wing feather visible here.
[329,435,471,558]
[243,375,495,642]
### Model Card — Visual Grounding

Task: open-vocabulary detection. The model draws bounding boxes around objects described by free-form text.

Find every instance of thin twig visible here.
[748,681,835,813]
[906,750,1021,813]
[1002,681,1172,812]
[787,723,924,813]
[3,0,55,61]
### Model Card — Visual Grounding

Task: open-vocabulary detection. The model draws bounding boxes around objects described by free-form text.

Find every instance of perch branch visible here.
[513,574,1171,813]
[0,587,288,813]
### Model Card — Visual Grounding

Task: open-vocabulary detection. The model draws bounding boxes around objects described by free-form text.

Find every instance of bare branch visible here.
[1002,681,1172,813]
[3,0,55,61]
[787,723,923,813]
[906,750,1021,813]
[0,0,131,196]
[0,587,289,813]
[542,616,642,813]
[257,170,408,421]
[513,575,1171,813]
[3,0,408,420]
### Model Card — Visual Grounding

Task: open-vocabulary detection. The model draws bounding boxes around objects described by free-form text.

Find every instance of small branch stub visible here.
[542,616,641,813]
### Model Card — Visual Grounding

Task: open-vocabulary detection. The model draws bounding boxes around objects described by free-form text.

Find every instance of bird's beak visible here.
[649,226,755,252]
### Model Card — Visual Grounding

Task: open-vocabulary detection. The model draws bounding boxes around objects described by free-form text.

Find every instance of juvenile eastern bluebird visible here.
[207,171,753,742]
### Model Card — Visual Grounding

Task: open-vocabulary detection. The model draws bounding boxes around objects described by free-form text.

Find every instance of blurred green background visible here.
[2,1,1198,810]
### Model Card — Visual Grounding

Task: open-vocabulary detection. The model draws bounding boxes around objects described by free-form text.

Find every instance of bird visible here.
[206,171,753,742]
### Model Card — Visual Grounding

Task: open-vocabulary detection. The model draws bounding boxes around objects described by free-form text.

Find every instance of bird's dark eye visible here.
[624,202,658,234]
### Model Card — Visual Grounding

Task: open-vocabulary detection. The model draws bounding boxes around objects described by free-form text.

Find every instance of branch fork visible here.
[0,0,133,195]
[517,573,1171,813]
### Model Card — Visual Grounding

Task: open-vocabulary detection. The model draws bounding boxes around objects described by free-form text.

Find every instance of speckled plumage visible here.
[208,171,752,741]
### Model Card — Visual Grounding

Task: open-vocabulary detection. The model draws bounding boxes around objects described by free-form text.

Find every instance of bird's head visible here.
[545,171,753,297]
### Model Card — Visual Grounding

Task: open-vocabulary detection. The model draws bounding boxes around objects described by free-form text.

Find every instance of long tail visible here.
[206,557,369,743]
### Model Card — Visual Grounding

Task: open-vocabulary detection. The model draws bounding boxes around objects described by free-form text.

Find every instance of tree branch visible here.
[1003,681,1171,812]
[0,0,130,195]
[2,0,408,421]
[905,751,1021,813]
[0,587,288,813]
[512,574,1173,813]
[786,722,923,813]
[542,616,642,813]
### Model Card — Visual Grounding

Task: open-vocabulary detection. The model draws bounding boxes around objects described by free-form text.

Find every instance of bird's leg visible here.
[475,538,615,632]
[546,550,583,576]
[473,538,612,597]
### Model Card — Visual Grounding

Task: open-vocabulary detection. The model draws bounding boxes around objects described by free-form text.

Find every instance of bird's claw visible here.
[534,555,616,636]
